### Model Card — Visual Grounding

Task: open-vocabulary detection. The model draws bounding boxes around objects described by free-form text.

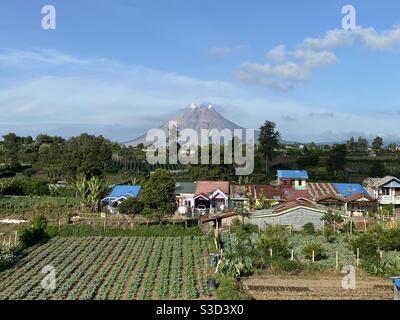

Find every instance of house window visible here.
[298,180,302,186]
[184,200,191,207]
[382,188,390,196]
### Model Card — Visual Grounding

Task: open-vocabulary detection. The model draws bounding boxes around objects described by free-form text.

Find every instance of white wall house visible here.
[364,176,400,212]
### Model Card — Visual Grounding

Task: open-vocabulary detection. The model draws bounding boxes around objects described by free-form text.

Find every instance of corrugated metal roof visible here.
[175,182,196,194]
[333,183,369,197]
[108,185,141,199]
[277,170,309,179]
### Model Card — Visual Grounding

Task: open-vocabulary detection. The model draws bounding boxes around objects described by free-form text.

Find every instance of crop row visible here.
[0,236,211,300]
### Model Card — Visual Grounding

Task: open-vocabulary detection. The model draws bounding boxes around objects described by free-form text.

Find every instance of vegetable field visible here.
[0,236,211,300]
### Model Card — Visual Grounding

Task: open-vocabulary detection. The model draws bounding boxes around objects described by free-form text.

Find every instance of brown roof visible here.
[273,198,325,214]
[345,192,374,203]
[230,185,248,199]
[247,184,284,200]
[308,182,340,199]
[283,189,312,201]
[195,181,229,195]
[314,194,345,203]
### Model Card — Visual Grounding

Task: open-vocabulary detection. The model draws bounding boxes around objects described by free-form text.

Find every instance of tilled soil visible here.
[242,272,394,300]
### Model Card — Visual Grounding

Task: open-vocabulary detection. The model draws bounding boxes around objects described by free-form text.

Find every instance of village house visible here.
[175,182,196,215]
[193,181,230,214]
[277,170,309,190]
[363,176,400,214]
[250,198,328,230]
[101,185,141,214]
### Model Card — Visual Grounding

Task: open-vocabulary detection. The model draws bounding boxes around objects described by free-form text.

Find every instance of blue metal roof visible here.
[333,183,369,197]
[395,279,400,290]
[277,170,309,179]
[107,185,141,199]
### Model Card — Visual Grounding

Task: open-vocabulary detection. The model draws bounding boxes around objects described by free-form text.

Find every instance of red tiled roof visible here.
[196,181,229,195]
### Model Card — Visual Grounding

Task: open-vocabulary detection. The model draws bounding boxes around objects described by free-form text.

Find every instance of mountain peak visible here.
[123,103,246,147]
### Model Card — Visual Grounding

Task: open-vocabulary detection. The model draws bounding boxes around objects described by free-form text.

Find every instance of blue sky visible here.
[1,0,400,142]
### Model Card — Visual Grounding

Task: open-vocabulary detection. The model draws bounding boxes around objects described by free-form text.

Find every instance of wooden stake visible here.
[269,248,273,257]
[364,219,367,231]
[380,251,383,260]
[335,251,339,270]
[14,231,17,246]
[356,248,360,267]
[312,250,315,263]
[291,249,294,261]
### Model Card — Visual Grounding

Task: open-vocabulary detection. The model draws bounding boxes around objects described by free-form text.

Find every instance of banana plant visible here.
[73,176,110,212]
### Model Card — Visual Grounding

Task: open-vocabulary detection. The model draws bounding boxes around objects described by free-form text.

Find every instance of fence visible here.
[0,231,18,249]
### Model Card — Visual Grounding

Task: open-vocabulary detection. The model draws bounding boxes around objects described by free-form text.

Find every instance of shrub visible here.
[18,215,49,248]
[215,275,242,300]
[303,222,315,235]
[269,257,304,273]
[302,242,327,261]
[351,233,379,259]
[118,197,144,215]
[260,225,290,259]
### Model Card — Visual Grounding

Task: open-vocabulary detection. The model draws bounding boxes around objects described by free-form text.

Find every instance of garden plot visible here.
[0,236,211,300]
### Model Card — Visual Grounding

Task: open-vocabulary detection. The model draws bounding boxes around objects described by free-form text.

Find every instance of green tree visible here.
[141,169,176,221]
[326,144,347,173]
[372,136,383,152]
[258,121,281,182]
[118,197,144,215]
[62,133,113,178]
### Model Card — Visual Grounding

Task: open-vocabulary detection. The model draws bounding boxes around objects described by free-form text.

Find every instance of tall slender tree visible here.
[258,121,281,182]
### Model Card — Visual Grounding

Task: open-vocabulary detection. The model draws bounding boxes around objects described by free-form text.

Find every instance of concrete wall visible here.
[250,208,324,230]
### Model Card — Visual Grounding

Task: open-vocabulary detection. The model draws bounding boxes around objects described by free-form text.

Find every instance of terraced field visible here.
[0,236,211,300]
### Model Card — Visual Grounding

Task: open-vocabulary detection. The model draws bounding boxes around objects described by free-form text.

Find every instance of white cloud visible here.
[0,48,89,66]
[236,25,400,90]
[266,45,286,63]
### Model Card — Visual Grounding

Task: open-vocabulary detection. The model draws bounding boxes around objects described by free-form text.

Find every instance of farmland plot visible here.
[0,236,211,300]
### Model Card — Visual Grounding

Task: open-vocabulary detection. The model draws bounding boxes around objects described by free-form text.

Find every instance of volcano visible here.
[123,103,248,147]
